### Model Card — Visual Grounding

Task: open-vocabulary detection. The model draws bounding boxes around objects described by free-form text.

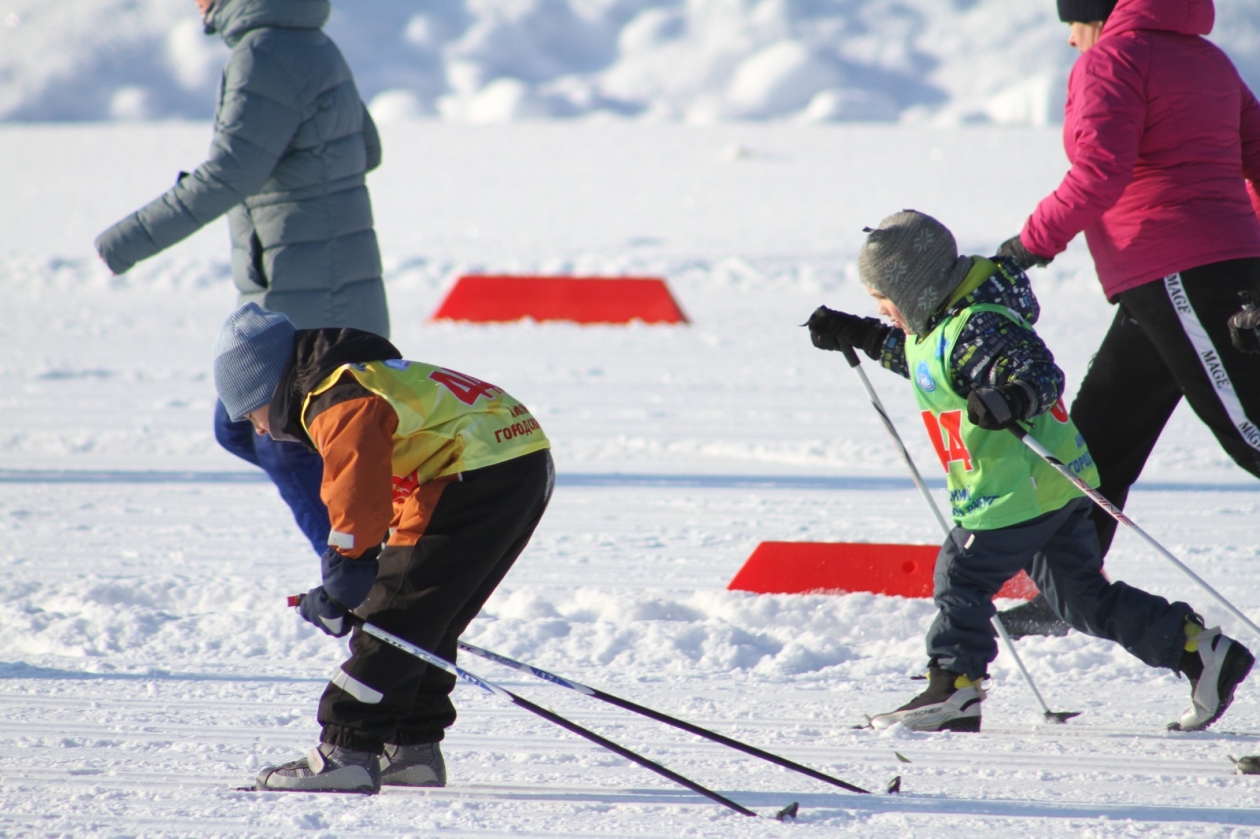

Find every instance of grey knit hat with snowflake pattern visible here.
[857,210,973,335]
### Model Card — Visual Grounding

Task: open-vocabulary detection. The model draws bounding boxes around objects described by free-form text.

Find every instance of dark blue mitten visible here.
[320,545,380,610]
[298,547,381,638]
[298,586,351,637]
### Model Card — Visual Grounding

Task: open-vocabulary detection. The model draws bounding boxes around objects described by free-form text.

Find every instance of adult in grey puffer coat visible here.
[96,0,389,558]
[95,0,390,338]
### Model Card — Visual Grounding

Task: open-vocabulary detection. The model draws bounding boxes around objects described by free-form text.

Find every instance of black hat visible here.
[1057,0,1117,23]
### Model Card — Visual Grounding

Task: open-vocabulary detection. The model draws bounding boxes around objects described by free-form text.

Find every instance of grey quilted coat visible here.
[95,0,389,337]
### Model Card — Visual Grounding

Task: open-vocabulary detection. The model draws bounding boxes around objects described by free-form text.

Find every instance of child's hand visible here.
[805,306,889,357]
[967,385,1031,430]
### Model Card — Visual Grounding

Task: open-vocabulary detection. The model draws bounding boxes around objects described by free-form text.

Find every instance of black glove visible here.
[995,235,1053,271]
[967,384,1032,431]
[804,306,890,358]
[298,545,381,637]
[1229,293,1260,354]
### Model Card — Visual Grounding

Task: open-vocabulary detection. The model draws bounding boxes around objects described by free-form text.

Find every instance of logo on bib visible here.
[915,360,936,392]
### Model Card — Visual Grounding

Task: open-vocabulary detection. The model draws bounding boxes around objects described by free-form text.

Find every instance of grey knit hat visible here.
[858,210,973,335]
[212,303,297,422]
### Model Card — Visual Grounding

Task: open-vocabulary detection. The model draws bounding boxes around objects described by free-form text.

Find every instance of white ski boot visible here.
[379,742,446,787]
[255,742,381,793]
[871,666,984,732]
[1170,622,1254,732]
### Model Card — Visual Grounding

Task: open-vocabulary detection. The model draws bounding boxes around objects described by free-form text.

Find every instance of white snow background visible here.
[4,2,1260,838]
[3,0,1260,127]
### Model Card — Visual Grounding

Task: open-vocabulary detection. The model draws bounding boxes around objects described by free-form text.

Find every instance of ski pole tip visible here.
[1045,710,1081,724]
[774,802,800,821]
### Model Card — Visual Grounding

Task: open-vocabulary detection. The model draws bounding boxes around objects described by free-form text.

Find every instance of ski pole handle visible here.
[286,593,367,631]
[838,339,862,369]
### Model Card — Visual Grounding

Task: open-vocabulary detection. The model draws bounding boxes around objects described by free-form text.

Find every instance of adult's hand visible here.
[995,236,1053,271]
[1228,296,1260,354]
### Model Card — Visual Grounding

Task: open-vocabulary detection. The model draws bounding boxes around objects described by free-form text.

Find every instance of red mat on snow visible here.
[431,275,689,324]
[728,542,1039,600]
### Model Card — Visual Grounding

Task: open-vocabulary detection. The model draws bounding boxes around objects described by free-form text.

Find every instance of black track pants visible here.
[1071,258,1260,556]
[317,449,554,752]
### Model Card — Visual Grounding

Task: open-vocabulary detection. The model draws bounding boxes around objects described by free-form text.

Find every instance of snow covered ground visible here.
[3,120,1260,836]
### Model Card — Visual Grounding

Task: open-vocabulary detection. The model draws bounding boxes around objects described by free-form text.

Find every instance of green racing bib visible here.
[905,303,1099,530]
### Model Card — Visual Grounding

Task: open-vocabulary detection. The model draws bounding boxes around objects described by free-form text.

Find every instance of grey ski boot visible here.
[379,742,446,787]
[255,743,381,794]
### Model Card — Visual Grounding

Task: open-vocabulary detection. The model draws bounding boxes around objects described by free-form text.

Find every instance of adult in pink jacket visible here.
[995,0,1260,637]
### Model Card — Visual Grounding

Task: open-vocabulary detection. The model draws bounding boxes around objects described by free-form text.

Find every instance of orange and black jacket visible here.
[268,328,549,559]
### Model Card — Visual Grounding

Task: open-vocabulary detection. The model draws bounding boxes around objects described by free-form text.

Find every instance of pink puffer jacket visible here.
[1020,0,1260,300]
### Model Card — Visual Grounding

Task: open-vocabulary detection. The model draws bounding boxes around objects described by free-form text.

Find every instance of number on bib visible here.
[921,409,974,472]
[429,369,501,405]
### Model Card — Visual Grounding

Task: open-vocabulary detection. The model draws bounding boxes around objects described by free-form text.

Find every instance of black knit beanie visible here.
[1057,0,1117,23]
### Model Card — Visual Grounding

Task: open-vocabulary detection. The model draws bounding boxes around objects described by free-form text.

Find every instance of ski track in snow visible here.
[2,122,1260,836]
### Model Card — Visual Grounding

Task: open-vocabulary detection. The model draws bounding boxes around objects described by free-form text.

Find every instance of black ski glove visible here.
[967,384,1032,431]
[995,235,1053,271]
[1228,293,1260,354]
[805,305,891,358]
[298,545,381,637]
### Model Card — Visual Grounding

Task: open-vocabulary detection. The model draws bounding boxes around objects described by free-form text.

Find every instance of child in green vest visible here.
[806,210,1253,732]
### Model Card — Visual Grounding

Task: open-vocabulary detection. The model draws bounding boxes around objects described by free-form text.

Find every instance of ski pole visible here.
[835,341,1080,723]
[287,597,782,818]
[1011,426,1260,643]
[457,640,870,794]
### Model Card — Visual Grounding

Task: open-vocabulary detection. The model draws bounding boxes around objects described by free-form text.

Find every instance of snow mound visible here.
[5,0,1260,125]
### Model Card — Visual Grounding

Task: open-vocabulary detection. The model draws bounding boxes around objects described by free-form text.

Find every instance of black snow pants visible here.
[928,497,1194,680]
[318,449,554,752]
[1071,258,1260,557]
